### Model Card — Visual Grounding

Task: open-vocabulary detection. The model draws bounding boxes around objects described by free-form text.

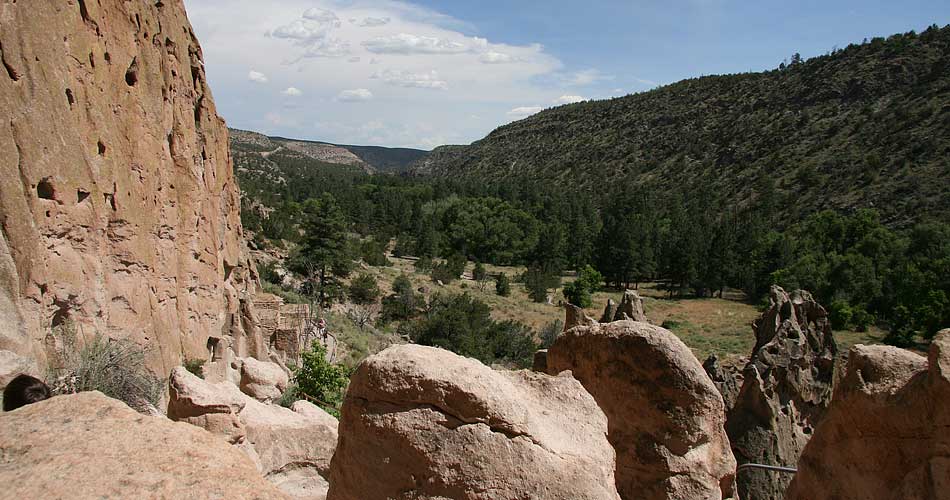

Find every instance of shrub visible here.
[48,324,162,414]
[403,293,538,368]
[415,255,433,273]
[293,341,349,417]
[183,359,206,379]
[348,273,380,305]
[828,300,853,330]
[851,307,874,332]
[562,280,592,308]
[381,273,421,322]
[495,273,511,296]
[540,319,563,348]
[258,261,282,284]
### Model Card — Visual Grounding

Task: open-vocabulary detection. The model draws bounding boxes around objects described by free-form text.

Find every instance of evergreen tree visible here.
[289,194,353,308]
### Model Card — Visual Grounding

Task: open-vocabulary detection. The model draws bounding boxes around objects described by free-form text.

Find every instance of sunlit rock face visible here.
[0,0,263,376]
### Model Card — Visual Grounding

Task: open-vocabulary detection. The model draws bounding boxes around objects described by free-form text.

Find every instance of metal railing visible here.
[737,463,798,474]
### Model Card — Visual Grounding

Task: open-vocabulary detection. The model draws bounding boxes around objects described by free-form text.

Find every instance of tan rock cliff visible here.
[0,0,263,376]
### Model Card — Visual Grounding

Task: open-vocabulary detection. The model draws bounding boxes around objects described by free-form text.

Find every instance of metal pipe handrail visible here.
[736,463,798,474]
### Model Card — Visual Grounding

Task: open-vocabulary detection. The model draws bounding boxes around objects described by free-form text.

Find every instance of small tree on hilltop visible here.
[473,262,489,291]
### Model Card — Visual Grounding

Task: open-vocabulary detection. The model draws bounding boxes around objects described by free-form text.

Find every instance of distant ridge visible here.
[229,128,428,175]
[412,25,950,227]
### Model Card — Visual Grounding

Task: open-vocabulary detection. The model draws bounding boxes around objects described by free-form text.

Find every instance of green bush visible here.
[415,256,433,273]
[828,300,854,330]
[851,307,874,332]
[48,325,162,414]
[495,273,511,296]
[404,293,538,368]
[293,341,349,417]
[183,359,206,379]
[348,273,380,305]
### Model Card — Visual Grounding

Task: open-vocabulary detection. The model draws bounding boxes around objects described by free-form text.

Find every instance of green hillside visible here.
[413,26,950,227]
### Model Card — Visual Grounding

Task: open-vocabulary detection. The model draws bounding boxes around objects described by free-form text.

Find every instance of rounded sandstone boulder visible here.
[0,391,287,499]
[327,344,621,500]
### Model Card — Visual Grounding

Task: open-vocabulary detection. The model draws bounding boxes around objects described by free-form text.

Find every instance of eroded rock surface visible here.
[240,356,289,402]
[786,331,950,500]
[0,0,261,375]
[0,391,287,499]
[547,320,736,500]
[328,344,621,500]
[727,286,837,500]
[612,290,647,322]
[168,367,337,499]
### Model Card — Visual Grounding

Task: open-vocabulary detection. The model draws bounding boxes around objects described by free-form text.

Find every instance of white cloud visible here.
[282,87,303,96]
[347,56,361,63]
[554,95,584,105]
[372,69,447,90]
[184,0,566,148]
[362,33,468,54]
[568,68,611,86]
[248,70,268,83]
[337,88,374,101]
[357,16,391,27]
[479,51,518,64]
[270,8,350,58]
[507,106,544,118]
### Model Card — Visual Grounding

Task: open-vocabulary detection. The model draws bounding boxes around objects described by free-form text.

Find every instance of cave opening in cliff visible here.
[37,179,56,200]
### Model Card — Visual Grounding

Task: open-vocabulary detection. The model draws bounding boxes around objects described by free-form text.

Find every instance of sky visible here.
[183,0,950,150]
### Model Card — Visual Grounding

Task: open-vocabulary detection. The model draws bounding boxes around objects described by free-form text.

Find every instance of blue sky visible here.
[184,0,949,149]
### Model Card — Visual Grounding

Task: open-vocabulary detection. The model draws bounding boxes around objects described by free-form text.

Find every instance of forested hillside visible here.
[413,26,950,227]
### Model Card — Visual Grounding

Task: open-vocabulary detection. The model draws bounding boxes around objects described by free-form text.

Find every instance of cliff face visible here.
[0,0,263,376]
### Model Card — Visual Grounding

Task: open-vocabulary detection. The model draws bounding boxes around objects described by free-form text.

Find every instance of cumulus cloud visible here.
[270,8,350,58]
[282,87,303,96]
[357,16,390,27]
[507,106,544,118]
[336,88,374,101]
[372,69,448,90]
[554,95,584,104]
[248,70,268,83]
[479,51,519,64]
[362,33,468,54]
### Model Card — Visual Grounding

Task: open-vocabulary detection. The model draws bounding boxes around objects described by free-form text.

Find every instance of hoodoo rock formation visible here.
[327,344,622,500]
[168,367,338,499]
[547,320,737,500]
[0,391,288,499]
[612,289,647,322]
[786,330,950,500]
[727,286,837,500]
[0,0,262,376]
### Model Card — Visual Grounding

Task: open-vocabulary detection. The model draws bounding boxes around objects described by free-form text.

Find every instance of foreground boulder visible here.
[169,367,337,499]
[328,344,621,500]
[786,330,950,500]
[727,286,836,500]
[547,320,736,500]
[0,391,287,499]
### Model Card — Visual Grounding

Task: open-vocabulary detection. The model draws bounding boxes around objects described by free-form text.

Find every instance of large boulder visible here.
[727,286,836,500]
[547,320,736,500]
[327,344,621,500]
[0,391,287,499]
[786,331,950,500]
[168,367,338,499]
[240,356,290,402]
